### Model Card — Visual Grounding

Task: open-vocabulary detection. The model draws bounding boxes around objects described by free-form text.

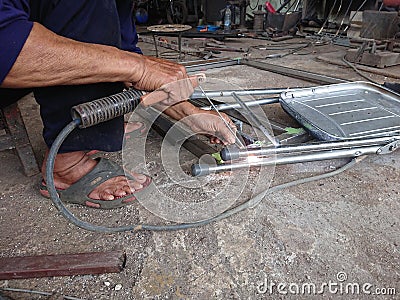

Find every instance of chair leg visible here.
[2,103,39,176]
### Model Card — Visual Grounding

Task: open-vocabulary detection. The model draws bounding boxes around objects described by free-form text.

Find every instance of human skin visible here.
[2,22,235,206]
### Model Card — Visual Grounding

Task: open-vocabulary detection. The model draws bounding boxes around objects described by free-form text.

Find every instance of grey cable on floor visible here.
[341,56,381,85]
[137,157,359,231]
[47,120,360,233]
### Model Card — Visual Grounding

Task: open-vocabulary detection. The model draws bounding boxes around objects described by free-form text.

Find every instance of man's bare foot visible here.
[41,150,149,208]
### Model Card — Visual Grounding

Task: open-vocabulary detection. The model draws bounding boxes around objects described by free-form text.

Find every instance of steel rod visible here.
[243,60,348,85]
[185,58,242,73]
[192,145,381,176]
[221,135,400,160]
[183,58,347,85]
[191,89,287,99]
[231,92,279,146]
[198,86,245,148]
[199,97,280,111]
[0,251,126,280]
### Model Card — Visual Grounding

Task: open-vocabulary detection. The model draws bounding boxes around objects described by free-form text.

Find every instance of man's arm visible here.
[2,22,189,93]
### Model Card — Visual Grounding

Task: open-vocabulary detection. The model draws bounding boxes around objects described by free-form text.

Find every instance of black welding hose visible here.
[46,118,358,232]
[46,88,145,232]
[45,89,360,233]
[46,119,141,232]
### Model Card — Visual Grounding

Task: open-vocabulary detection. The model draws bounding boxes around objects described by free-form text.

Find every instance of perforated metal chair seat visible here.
[280,82,400,141]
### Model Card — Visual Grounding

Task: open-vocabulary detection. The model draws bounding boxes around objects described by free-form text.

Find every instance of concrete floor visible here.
[0,34,399,299]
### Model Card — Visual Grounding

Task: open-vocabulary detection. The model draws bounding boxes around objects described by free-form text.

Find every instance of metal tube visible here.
[184,58,347,85]
[184,58,242,73]
[243,60,348,85]
[231,92,279,146]
[221,136,400,160]
[192,145,381,176]
[197,85,245,148]
[191,89,288,99]
[199,97,280,111]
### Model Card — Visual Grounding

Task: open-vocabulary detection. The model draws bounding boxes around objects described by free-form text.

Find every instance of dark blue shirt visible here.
[0,0,140,85]
[0,0,32,84]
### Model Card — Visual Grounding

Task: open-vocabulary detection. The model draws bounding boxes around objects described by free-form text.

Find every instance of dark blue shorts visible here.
[0,0,141,153]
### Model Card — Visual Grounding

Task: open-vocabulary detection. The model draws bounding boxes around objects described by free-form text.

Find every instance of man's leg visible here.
[0,89,31,109]
[30,0,149,207]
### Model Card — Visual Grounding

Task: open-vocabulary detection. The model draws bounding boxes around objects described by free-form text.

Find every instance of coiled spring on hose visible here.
[71,88,144,128]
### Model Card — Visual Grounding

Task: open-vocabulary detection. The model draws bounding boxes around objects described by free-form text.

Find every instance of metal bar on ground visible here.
[184,58,347,84]
[184,58,242,73]
[0,251,126,280]
[243,60,348,85]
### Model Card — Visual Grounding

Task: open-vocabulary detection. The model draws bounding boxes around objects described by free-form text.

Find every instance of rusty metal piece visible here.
[383,0,400,7]
[0,251,126,280]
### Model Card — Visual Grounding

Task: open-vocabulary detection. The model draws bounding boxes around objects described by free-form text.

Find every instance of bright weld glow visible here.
[246,155,262,163]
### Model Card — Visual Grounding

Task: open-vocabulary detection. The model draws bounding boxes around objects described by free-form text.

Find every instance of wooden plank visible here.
[2,103,39,176]
[0,251,126,280]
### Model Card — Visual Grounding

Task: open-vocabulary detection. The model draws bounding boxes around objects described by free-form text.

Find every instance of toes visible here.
[101,190,116,200]
[114,184,136,197]
[89,188,115,201]
[131,173,148,184]
[114,189,127,197]
[81,174,149,207]
[129,180,143,191]
[122,184,135,195]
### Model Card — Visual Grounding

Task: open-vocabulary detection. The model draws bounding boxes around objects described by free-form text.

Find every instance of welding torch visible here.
[46,77,228,232]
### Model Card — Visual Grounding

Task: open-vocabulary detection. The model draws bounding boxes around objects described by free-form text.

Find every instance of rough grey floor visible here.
[0,36,399,299]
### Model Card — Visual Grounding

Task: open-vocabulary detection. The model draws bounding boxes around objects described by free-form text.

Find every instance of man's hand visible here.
[128,56,199,107]
[185,109,237,145]
[139,76,200,107]
[161,102,237,145]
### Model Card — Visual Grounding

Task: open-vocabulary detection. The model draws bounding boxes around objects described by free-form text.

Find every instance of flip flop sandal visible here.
[86,122,147,156]
[40,158,152,209]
